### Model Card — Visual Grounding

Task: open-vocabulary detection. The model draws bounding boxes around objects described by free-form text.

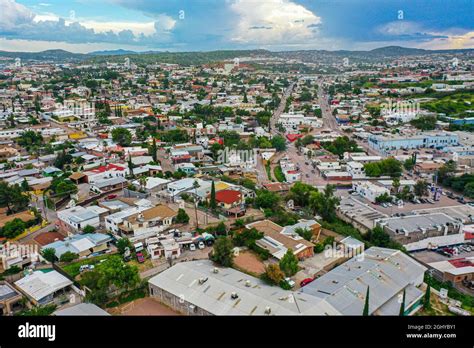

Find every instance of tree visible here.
[279,249,298,277]
[410,116,437,131]
[0,218,26,239]
[59,251,78,263]
[414,180,429,197]
[41,248,56,263]
[375,192,392,204]
[210,181,217,211]
[117,238,132,255]
[254,190,280,209]
[127,154,134,178]
[16,130,43,153]
[149,138,158,162]
[210,237,234,267]
[363,286,370,316]
[424,284,431,310]
[308,185,340,222]
[392,177,400,194]
[295,227,313,241]
[0,182,29,215]
[21,179,30,192]
[438,160,456,184]
[399,289,406,316]
[175,208,190,224]
[271,135,287,152]
[54,149,73,170]
[111,128,132,146]
[264,264,285,285]
[82,225,96,234]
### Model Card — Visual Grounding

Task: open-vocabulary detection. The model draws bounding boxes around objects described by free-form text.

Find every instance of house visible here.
[57,205,108,233]
[428,257,474,285]
[14,270,73,306]
[246,220,314,260]
[83,163,127,184]
[146,237,181,260]
[281,219,322,242]
[0,282,23,315]
[301,247,427,316]
[118,204,177,238]
[214,190,243,209]
[41,233,112,260]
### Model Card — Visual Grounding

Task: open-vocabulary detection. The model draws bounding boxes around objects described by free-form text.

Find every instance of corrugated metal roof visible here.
[149,260,340,316]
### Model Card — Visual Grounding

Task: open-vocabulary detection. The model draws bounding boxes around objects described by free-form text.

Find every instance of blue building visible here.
[368,132,459,154]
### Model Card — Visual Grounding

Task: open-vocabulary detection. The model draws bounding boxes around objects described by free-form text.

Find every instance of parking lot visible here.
[411,245,474,264]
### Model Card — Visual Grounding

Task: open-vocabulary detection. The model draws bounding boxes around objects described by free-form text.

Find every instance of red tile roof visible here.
[215,190,241,204]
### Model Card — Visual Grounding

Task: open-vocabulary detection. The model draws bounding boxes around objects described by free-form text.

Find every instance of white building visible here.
[57,205,107,232]
[347,161,366,179]
[352,181,390,203]
[279,113,322,132]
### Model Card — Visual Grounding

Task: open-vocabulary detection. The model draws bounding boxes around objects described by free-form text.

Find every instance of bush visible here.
[82,225,96,234]
[60,251,79,263]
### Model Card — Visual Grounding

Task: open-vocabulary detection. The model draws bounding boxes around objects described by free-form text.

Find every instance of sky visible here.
[0,0,473,53]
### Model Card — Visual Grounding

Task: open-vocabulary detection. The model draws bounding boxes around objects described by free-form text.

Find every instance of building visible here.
[352,181,390,203]
[279,113,323,132]
[301,247,427,315]
[0,282,23,315]
[118,204,177,239]
[54,303,110,316]
[368,132,459,154]
[347,161,365,179]
[376,213,462,246]
[14,270,73,306]
[148,260,341,315]
[41,233,112,260]
[246,220,314,260]
[428,257,474,285]
[214,190,243,209]
[57,205,108,233]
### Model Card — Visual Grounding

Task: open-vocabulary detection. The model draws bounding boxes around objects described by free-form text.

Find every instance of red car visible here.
[136,252,145,263]
[107,194,118,200]
[300,278,314,287]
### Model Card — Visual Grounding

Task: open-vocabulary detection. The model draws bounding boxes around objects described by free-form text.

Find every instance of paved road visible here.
[269,81,297,135]
[316,79,340,133]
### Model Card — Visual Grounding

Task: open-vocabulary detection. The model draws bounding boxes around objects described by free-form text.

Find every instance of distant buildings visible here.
[368,132,459,154]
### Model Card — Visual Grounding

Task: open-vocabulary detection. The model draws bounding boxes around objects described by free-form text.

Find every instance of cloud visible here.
[0,0,175,46]
[229,0,322,45]
[377,21,448,41]
[0,0,34,31]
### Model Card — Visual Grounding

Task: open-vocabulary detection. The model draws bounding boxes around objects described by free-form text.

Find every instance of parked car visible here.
[107,194,117,200]
[198,241,205,250]
[300,278,314,287]
[136,252,145,263]
[189,244,196,251]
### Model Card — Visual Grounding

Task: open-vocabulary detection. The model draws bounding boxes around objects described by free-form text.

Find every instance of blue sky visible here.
[1,0,473,53]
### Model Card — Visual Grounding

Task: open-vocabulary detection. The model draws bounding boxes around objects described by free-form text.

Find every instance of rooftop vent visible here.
[231,292,238,299]
[264,306,271,315]
[213,267,219,274]
[245,280,251,287]
[198,277,208,285]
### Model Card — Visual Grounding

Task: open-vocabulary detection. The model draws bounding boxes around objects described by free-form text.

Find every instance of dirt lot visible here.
[108,297,180,316]
[233,250,266,276]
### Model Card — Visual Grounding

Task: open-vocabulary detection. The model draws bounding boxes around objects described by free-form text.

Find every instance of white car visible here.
[284,277,295,288]
[198,241,205,250]
[189,244,196,251]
